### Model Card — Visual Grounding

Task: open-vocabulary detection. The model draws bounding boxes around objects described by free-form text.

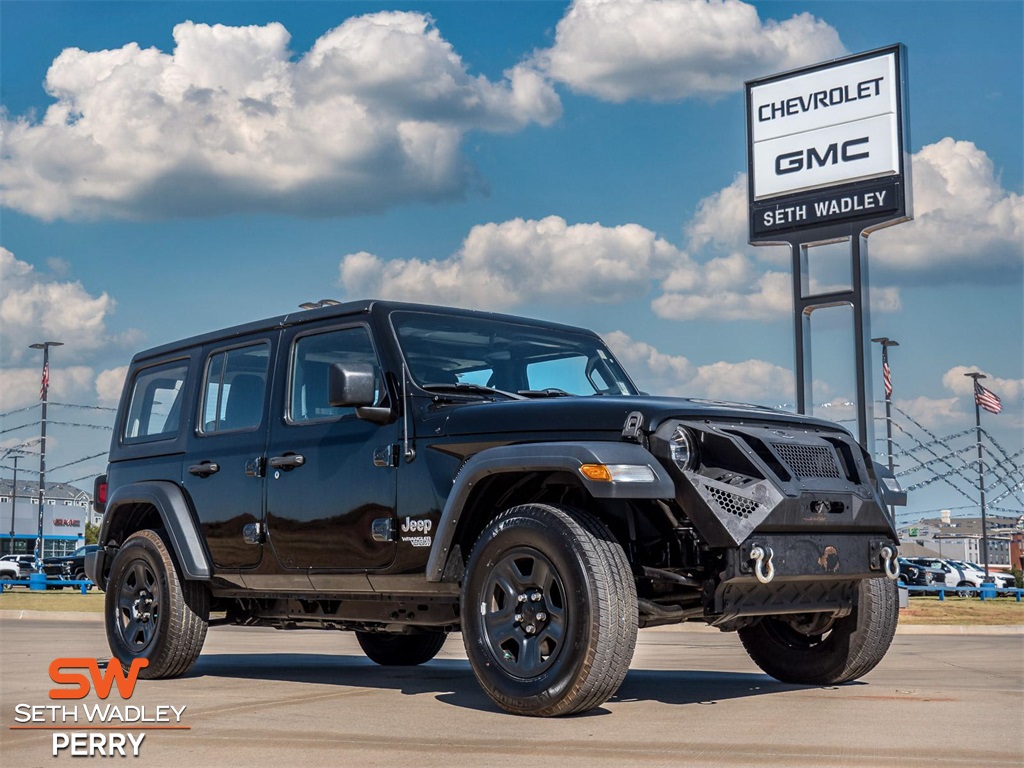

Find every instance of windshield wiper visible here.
[517,388,574,398]
[421,383,526,400]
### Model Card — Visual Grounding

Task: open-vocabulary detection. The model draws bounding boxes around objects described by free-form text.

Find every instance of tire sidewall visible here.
[740,576,897,684]
[105,532,176,675]
[462,509,595,708]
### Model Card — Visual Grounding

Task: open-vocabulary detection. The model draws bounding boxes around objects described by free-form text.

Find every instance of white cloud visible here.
[96,366,129,407]
[603,330,792,403]
[340,215,684,309]
[872,139,1024,276]
[341,212,897,322]
[0,248,133,365]
[942,366,1022,402]
[688,141,1023,283]
[0,366,96,411]
[535,0,845,102]
[653,264,792,321]
[0,14,560,220]
[603,331,694,393]
[894,396,965,430]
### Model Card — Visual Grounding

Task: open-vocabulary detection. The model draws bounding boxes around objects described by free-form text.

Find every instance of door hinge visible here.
[242,522,264,545]
[245,456,266,478]
[373,444,399,468]
[371,518,396,542]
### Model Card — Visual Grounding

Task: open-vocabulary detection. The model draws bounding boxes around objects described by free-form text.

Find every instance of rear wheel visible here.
[355,631,448,666]
[738,576,898,685]
[461,503,637,717]
[105,529,209,678]
[74,568,93,590]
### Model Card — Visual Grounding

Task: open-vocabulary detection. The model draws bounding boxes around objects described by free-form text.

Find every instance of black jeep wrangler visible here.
[88,300,903,716]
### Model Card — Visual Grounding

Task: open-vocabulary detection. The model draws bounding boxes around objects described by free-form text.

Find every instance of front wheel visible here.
[105,529,209,678]
[738,576,898,685]
[355,630,447,666]
[461,503,637,717]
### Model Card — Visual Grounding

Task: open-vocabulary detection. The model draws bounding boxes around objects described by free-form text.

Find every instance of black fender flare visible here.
[89,481,212,586]
[425,441,673,582]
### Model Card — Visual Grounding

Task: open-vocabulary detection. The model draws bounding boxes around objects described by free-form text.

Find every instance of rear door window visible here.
[199,343,270,434]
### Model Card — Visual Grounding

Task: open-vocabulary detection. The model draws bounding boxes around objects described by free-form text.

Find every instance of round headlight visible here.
[669,425,698,471]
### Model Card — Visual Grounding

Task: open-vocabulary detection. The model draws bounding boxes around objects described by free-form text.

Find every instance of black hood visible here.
[437,395,848,438]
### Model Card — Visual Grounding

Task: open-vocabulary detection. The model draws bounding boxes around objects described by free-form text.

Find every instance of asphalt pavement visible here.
[1,615,1021,767]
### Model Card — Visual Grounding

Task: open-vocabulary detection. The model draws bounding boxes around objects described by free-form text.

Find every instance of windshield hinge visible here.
[621,411,645,444]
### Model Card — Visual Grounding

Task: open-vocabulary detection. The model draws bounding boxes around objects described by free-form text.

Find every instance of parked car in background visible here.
[43,544,99,583]
[0,559,19,581]
[1,553,68,586]
[897,557,942,587]
[950,560,1014,589]
[1,554,43,578]
[906,558,979,589]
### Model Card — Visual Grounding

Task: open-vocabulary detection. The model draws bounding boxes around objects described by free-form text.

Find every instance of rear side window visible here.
[123,361,189,442]
[200,343,270,434]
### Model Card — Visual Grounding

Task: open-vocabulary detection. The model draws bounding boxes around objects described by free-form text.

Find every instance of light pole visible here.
[871,337,899,515]
[963,371,990,578]
[8,454,19,555]
[30,341,62,563]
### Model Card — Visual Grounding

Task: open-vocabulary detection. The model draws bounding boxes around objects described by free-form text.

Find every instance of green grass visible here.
[900,595,1023,625]
[0,588,105,612]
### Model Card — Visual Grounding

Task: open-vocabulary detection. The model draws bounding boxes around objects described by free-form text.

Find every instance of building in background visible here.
[897,511,1020,567]
[0,480,93,557]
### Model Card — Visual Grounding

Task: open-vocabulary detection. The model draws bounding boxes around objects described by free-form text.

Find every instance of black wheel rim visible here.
[480,547,567,678]
[114,559,161,652]
[762,613,841,650]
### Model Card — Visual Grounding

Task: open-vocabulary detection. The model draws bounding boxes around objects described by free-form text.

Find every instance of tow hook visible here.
[880,546,899,580]
[750,545,775,584]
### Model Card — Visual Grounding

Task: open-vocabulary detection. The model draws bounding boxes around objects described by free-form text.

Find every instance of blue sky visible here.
[1,1,1021,522]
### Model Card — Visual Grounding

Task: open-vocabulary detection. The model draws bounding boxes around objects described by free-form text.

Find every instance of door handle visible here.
[268,454,305,470]
[188,462,220,477]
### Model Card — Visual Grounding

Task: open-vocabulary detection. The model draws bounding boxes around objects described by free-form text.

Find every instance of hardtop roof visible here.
[129,300,601,363]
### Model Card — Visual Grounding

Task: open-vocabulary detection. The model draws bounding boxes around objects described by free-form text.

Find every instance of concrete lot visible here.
[1,616,1021,767]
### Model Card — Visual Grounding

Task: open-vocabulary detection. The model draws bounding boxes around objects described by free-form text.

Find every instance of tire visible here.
[461,503,637,717]
[355,631,448,666]
[738,576,898,685]
[105,529,209,679]
[74,569,93,590]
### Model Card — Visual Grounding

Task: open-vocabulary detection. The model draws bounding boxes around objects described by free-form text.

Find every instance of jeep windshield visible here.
[391,311,638,398]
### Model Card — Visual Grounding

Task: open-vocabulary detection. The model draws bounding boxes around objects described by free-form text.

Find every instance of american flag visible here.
[974,380,1002,414]
[883,360,892,398]
[40,361,49,401]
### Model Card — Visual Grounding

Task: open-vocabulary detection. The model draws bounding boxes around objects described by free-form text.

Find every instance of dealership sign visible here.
[746,45,911,241]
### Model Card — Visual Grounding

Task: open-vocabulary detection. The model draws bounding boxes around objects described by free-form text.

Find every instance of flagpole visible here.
[871,337,899,518]
[30,340,62,564]
[964,371,990,578]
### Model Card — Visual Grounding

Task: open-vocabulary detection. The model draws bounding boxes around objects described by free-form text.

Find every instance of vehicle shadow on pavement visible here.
[193,653,501,712]
[612,669,815,707]
[191,653,820,715]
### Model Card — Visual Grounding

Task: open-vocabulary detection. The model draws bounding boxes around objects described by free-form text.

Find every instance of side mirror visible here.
[328,363,377,407]
[327,363,393,425]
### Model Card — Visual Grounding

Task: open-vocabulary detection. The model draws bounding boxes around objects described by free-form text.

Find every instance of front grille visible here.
[707,485,762,519]
[770,442,842,479]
